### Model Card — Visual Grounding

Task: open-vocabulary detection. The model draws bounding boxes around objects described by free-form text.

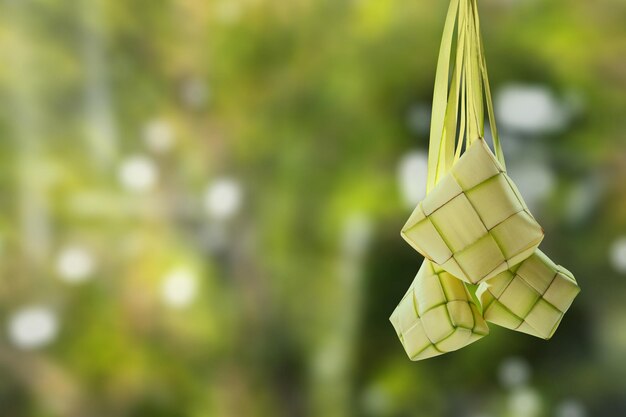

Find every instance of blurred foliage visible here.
[0,0,625,416]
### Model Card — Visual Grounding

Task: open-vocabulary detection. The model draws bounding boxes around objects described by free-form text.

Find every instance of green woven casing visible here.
[476,249,580,339]
[389,260,489,361]
[401,139,544,284]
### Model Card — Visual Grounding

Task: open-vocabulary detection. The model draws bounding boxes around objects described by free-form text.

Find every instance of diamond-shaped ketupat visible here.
[389,260,489,361]
[476,249,580,340]
[401,138,544,284]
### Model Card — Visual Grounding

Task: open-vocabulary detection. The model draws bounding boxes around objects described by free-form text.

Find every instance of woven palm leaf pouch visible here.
[390,260,489,360]
[391,0,580,360]
[476,250,580,340]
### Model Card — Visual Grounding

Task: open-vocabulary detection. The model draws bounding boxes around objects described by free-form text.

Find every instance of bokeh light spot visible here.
[7,306,59,350]
[118,155,158,192]
[56,245,95,284]
[161,268,198,309]
[204,178,243,221]
[143,119,174,154]
[398,150,428,207]
[610,237,626,274]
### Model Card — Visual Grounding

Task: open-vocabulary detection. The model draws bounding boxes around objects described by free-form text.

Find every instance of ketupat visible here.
[401,139,544,284]
[391,0,579,360]
[390,260,489,360]
[476,250,580,339]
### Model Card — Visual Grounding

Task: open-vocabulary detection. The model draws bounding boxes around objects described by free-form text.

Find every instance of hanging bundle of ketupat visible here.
[390,0,580,360]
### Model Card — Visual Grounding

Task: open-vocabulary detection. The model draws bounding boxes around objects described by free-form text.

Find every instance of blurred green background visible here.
[1,0,625,416]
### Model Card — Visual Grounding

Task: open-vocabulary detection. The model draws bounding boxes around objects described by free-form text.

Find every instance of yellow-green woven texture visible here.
[401,139,544,284]
[476,249,580,339]
[389,260,489,361]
